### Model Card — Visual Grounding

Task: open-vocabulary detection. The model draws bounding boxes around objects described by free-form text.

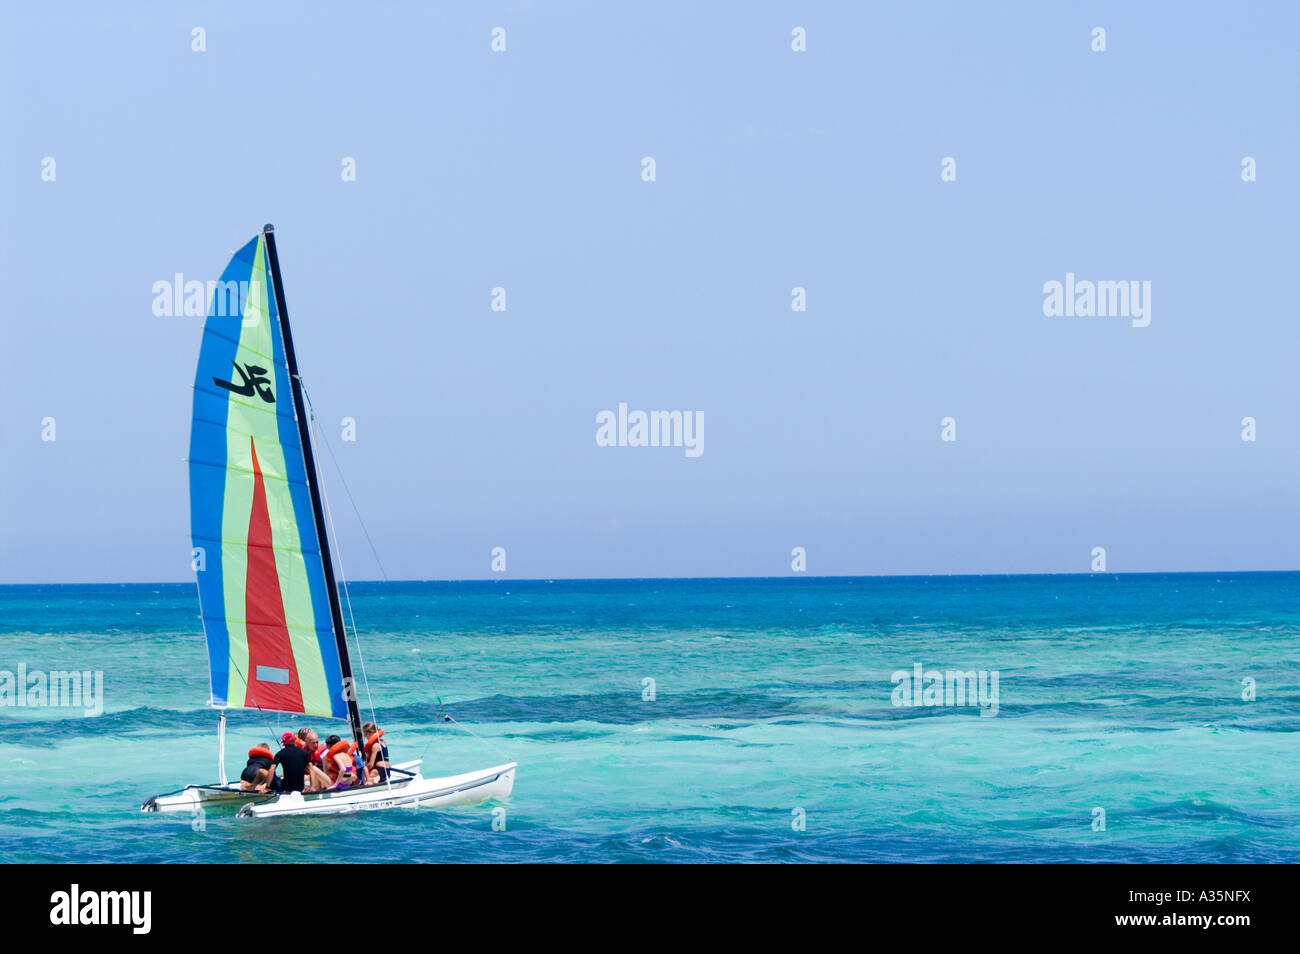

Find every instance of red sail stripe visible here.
[243,436,304,713]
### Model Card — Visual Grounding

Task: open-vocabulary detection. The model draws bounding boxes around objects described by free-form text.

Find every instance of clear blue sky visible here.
[3,2,1298,583]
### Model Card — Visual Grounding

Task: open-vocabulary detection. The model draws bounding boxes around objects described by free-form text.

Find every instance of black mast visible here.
[262,223,365,749]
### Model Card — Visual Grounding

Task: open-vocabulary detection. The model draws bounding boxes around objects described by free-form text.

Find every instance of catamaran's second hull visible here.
[235,762,516,818]
[141,760,427,813]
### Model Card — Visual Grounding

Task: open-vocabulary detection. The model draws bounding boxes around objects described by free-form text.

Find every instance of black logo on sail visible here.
[213,361,275,403]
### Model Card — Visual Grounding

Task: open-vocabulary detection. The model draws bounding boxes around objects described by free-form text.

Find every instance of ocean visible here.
[1,574,1296,863]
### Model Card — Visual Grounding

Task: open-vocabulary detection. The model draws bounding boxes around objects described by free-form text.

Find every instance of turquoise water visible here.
[1,574,1297,862]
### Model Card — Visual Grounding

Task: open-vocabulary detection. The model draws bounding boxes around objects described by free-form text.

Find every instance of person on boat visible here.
[239,742,279,791]
[322,734,362,788]
[362,721,390,784]
[296,727,333,792]
[256,732,314,794]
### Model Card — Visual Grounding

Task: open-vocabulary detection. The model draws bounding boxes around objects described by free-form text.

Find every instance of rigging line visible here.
[223,655,282,749]
[299,382,379,731]
[315,429,377,728]
[320,461,380,734]
[299,384,388,582]
[410,654,515,764]
[307,429,396,794]
[438,709,515,764]
[297,383,507,775]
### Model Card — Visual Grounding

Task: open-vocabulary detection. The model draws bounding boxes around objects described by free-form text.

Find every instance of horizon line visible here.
[2,568,1297,587]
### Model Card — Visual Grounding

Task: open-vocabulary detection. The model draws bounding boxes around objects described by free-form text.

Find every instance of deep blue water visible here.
[1,574,1297,862]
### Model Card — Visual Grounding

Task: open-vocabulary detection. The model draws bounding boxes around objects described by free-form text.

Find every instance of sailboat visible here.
[142,225,516,818]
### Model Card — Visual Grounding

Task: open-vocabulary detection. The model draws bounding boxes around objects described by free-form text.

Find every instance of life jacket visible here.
[324,740,358,781]
[244,747,274,775]
[364,729,385,760]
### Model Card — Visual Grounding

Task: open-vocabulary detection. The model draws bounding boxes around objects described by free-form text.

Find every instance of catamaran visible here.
[142,225,515,818]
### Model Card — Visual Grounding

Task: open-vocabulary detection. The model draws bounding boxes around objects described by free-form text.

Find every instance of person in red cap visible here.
[256,732,314,794]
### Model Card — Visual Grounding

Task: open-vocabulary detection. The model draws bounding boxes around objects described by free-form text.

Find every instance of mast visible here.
[262,223,365,749]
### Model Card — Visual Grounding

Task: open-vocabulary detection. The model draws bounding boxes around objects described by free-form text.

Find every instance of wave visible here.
[8,685,1300,747]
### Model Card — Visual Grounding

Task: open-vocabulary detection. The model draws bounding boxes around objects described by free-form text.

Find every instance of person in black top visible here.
[256,732,313,794]
[239,742,279,791]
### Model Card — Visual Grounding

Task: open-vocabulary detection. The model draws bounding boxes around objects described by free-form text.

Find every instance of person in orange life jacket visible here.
[239,742,279,791]
[256,732,315,794]
[362,721,390,784]
[322,734,361,788]
[296,727,333,792]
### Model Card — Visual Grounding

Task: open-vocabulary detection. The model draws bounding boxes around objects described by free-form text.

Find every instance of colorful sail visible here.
[189,233,347,719]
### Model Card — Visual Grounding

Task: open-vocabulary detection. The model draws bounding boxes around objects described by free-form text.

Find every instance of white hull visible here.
[236,762,516,818]
[141,759,513,816]
[143,783,259,813]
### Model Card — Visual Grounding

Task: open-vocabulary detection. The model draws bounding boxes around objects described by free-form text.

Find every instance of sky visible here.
[2,2,1298,583]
